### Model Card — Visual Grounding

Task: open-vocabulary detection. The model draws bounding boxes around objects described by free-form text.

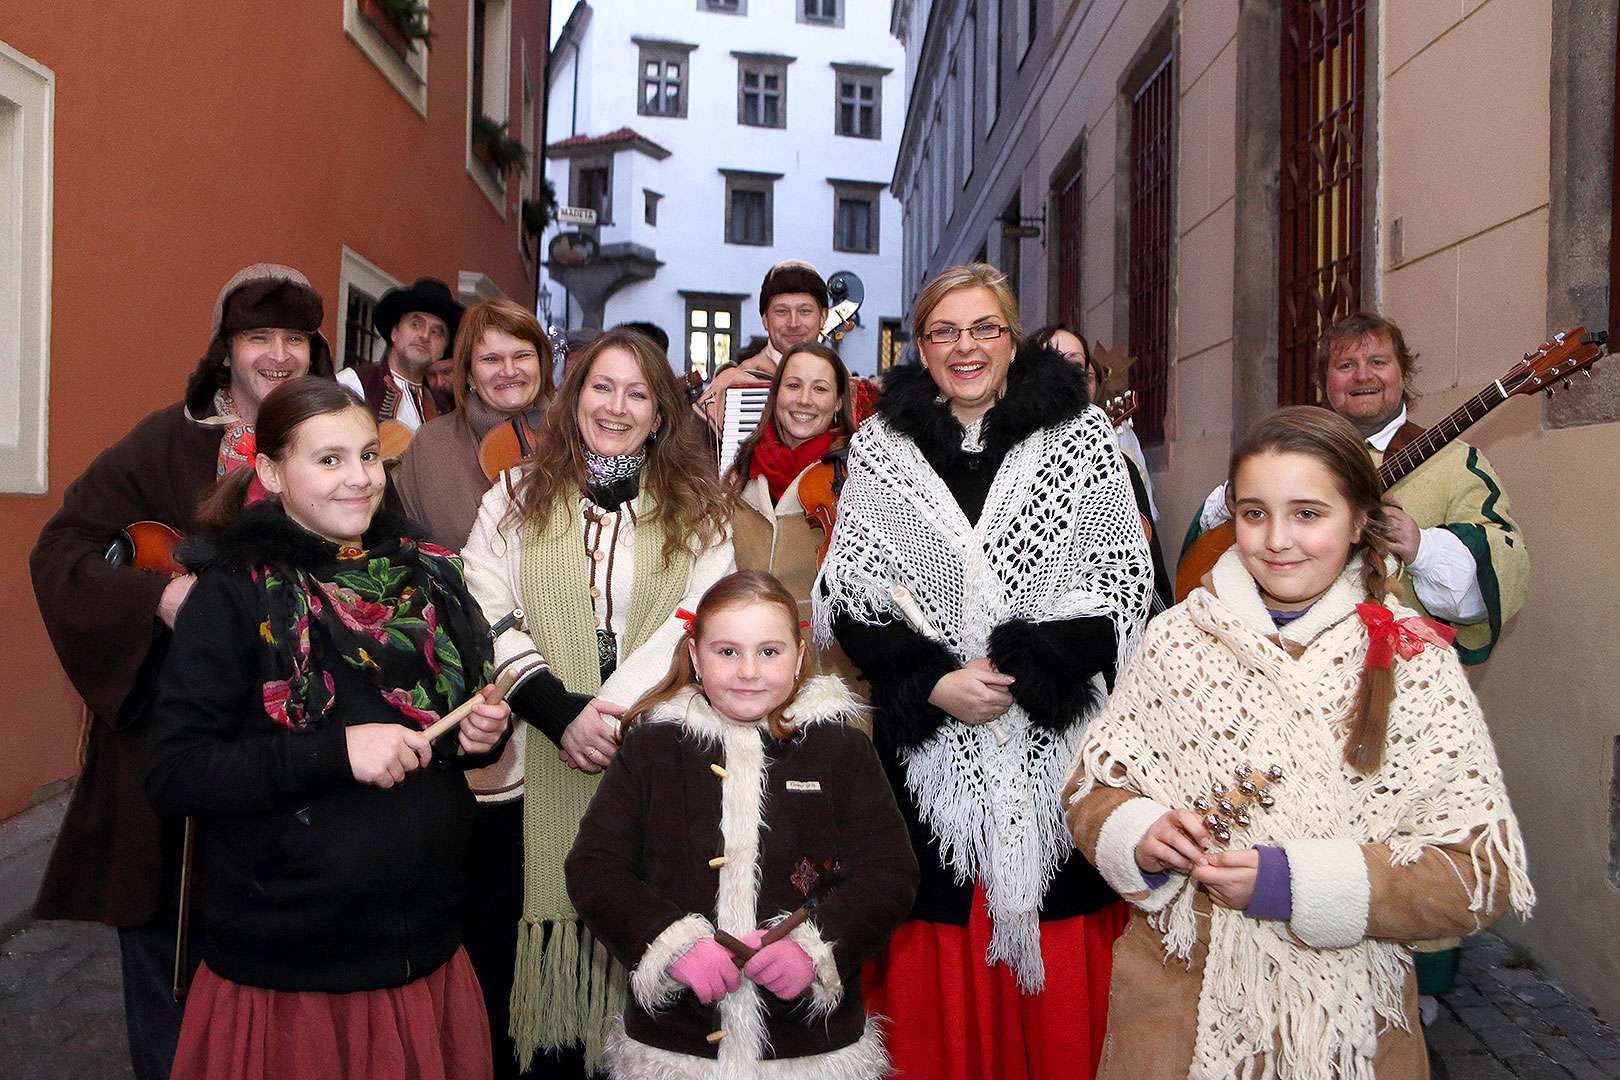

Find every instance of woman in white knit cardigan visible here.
[459,328,734,1077]
[1065,406,1533,1080]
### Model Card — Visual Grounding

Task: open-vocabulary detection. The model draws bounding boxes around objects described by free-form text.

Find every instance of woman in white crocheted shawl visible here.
[1065,406,1533,1080]
[814,262,1154,1080]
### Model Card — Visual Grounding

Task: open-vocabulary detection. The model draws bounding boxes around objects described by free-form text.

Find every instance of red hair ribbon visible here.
[800,620,810,629]
[1356,604,1456,668]
[676,608,697,633]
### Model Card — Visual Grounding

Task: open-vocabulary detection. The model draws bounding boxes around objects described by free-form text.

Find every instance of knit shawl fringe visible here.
[511,918,628,1071]
[815,407,1152,990]
[1072,550,1534,1080]
[513,489,692,1072]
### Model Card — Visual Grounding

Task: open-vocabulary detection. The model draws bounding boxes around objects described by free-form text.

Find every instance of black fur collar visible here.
[181,504,419,574]
[877,341,1090,469]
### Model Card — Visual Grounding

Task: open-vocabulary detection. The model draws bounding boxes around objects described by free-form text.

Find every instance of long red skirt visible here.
[171,947,492,1080]
[864,883,1126,1080]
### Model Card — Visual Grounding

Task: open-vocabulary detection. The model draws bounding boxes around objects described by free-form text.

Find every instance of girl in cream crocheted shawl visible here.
[1065,406,1533,1080]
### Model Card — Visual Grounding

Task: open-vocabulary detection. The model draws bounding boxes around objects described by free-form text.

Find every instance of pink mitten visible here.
[669,937,741,1004]
[743,936,816,1000]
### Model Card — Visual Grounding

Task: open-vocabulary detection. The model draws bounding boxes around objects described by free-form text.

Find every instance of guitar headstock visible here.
[1100,389,1139,427]
[1506,327,1606,397]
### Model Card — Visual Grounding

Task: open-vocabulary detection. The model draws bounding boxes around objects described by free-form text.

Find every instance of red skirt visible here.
[171,948,492,1080]
[864,883,1126,1080]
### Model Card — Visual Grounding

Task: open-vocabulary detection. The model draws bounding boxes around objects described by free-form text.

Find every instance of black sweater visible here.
[145,514,502,992]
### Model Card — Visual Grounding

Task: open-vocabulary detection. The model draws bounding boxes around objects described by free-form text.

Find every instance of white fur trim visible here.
[604,1014,888,1080]
[1283,837,1370,949]
[632,914,716,1012]
[713,706,769,1074]
[781,675,868,727]
[786,919,843,1018]
[1209,546,1365,647]
[1093,795,1186,912]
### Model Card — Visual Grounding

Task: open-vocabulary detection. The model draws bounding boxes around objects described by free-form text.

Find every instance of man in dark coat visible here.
[28,263,333,1080]
[337,275,461,430]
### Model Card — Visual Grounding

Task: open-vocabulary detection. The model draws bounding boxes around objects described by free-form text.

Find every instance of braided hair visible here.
[1227,405,1397,772]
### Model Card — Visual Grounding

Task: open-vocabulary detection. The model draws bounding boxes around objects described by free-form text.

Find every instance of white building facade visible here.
[542,0,907,377]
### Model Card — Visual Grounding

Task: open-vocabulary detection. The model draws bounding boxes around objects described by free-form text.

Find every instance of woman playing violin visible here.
[393,299,554,548]
[725,340,864,689]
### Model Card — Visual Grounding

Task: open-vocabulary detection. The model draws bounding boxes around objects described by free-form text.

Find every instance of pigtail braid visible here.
[1347,507,1396,773]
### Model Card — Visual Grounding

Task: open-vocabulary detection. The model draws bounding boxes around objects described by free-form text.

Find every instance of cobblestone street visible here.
[0,916,1615,1079]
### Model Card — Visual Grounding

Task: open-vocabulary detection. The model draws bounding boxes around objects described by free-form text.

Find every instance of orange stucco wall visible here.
[0,0,549,820]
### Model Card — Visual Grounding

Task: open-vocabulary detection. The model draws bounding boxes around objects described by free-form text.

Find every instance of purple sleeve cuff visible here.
[1141,869,1171,889]
[1245,845,1292,920]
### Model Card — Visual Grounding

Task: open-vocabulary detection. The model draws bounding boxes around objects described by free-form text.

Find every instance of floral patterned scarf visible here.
[252,532,494,730]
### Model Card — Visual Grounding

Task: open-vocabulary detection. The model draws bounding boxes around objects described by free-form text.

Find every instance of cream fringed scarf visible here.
[511,491,690,1072]
[814,405,1152,990]
[1070,550,1534,1080]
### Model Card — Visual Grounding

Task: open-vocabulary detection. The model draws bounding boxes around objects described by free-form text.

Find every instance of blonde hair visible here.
[910,263,1023,356]
[1227,405,1397,772]
[624,571,807,738]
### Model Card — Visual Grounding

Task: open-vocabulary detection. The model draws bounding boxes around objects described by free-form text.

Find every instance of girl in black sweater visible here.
[145,377,509,1080]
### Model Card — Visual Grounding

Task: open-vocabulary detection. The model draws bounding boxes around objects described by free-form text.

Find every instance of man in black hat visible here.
[338,276,463,431]
[30,263,334,1080]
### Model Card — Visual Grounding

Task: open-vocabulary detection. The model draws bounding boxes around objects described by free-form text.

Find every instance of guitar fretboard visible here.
[1379,380,1513,486]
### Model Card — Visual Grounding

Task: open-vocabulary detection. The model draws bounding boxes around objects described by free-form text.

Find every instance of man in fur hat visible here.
[29,263,334,1080]
[338,275,462,431]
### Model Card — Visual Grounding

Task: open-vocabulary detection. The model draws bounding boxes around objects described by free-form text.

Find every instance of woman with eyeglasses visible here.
[815,263,1154,1080]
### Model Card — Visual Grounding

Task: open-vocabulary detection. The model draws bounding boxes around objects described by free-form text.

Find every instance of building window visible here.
[736,55,789,128]
[700,0,744,12]
[682,293,745,378]
[1051,142,1084,329]
[834,66,883,139]
[644,189,662,226]
[722,169,779,245]
[345,0,431,116]
[345,289,385,369]
[1279,0,1367,406]
[637,41,694,119]
[800,0,842,27]
[830,180,884,254]
[0,40,52,493]
[879,318,905,371]
[1127,56,1174,445]
[337,247,401,372]
[571,159,613,225]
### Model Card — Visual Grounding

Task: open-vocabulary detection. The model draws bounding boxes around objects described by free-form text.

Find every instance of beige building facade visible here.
[891,0,1620,1018]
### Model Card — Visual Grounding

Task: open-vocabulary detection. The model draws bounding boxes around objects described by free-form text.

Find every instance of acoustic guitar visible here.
[1173,327,1607,602]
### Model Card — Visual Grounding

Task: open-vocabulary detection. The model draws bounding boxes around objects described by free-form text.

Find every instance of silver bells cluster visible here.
[1192,763,1285,844]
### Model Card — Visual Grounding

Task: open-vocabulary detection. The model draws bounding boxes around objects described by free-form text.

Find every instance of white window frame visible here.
[466,0,513,212]
[0,40,52,493]
[336,247,402,372]
[344,0,431,118]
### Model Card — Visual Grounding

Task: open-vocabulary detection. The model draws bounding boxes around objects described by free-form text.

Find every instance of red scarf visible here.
[751,425,834,503]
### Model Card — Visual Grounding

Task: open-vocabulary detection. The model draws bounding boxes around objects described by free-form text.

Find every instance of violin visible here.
[105,520,185,577]
[478,414,541,482]
[797,458,846,567]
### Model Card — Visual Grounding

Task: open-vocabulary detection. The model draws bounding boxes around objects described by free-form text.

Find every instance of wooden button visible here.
[710,763,729,778]
[706,1030,727,1044]
[708,856,728,868]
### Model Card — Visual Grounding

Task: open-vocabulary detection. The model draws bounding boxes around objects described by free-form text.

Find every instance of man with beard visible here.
[1188,311,1527,664]
[339,276,462,430]
[29,264,334,1080]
